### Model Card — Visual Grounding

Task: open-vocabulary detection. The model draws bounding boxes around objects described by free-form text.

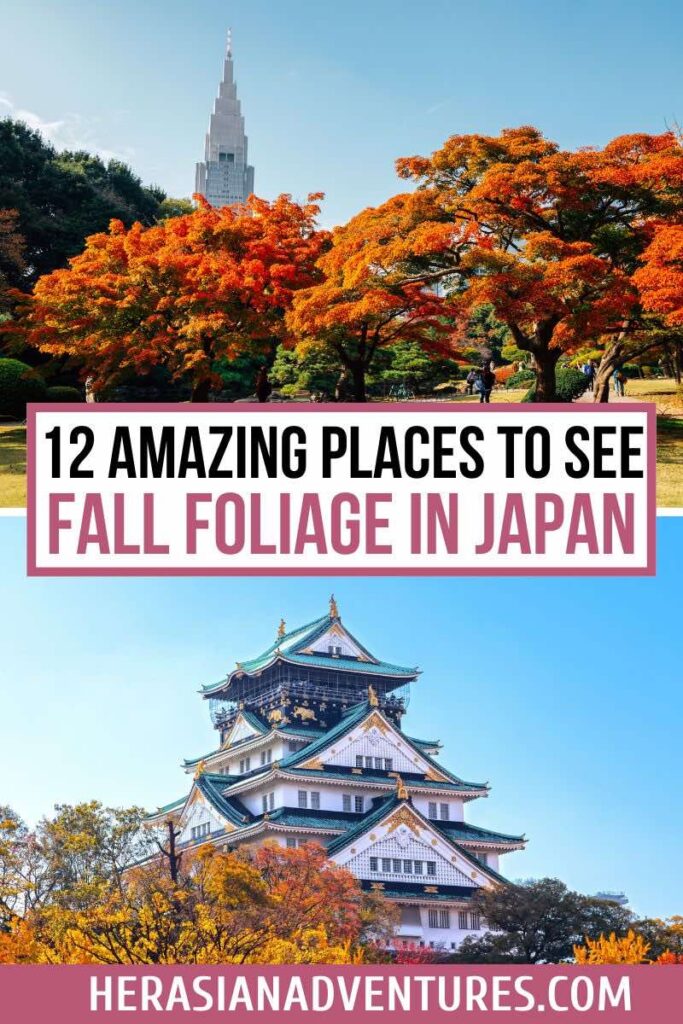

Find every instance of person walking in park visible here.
[613,368,626,398]
[466,368,478,395]
[582,361,595,392]
[479,364,496,403]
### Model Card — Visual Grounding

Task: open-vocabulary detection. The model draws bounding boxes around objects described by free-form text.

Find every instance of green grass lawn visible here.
[656,418,683,508]
[0,423,26,508]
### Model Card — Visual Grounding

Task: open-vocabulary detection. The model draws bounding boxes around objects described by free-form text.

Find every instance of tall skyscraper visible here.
[195,30,255,208]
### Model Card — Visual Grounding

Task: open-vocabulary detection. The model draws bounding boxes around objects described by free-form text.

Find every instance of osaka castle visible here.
[195,30,255,208]
[149,599,526,950]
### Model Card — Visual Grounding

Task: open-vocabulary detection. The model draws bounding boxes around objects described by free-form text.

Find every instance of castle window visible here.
[342,794,351,812]
[393,859,401,872]
[286,838,297,848]
[369,857,378,871]
[261,792,274,813]
[428,909,438,928]
[261,748,272,766]
[298,790,308,809]
[355,756,364,768]
[382,858,391,872]
[310,791,320,810]
[458,911,468,929]
[374,757,383,770]
[191,822,211,840]
[440,803,450,821]
[354,796,364,813]
[328,644,342,656]
[428,802,438,819]
[384,758,393,771]
[439,910,450,929]
[403,860,412,874]
[427,861,436,876]
[239,757,251,774]
[470,913,480,930]
[414,860,423,875]
[365,757,373,769]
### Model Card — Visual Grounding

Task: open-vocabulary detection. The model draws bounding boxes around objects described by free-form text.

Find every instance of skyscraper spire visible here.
[195,30,254,208]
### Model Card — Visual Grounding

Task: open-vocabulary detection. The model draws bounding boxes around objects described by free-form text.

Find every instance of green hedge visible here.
[46,385,83,403]
[523,365,591,403]
[506,368,536,389]
[0,358,47,419]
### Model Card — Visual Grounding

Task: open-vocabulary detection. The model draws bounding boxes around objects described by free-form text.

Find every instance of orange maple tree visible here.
[287,192,454,401]
[634,223,683,326]
[294,127,683,401]
[400,128,683,400]
[24,194,328,401]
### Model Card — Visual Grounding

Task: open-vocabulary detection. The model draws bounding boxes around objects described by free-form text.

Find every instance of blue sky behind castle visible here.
[1,0,682,225]
[0,516,680,919]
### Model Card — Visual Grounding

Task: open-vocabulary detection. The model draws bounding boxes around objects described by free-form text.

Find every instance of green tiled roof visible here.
[436,820,525,846]
[279,701,371,769]
[150,796,186,816]
[326,795,397,855]
[325,795,510,885]
[281,766,485,793]
[256,807,361,831]
[201,612,418,695]
[279,700,486,791]
[195,773,253,826]
[361,880,480,902]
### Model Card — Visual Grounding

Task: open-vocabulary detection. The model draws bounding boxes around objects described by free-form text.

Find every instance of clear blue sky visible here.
[1,0,682,224]
[0,515,680,920]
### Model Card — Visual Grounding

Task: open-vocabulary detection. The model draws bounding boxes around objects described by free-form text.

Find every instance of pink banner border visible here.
[26,401,657,577]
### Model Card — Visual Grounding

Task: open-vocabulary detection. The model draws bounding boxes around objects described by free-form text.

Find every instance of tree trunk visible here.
[350,363,367,402]
[191,378,211,403]
[593,344,622,403]
[534,350,560,402]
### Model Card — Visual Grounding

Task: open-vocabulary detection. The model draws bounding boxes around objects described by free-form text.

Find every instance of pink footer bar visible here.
[0,964,677,1022]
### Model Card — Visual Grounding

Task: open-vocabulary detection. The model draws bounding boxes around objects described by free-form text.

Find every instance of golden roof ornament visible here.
[395,775,409,801]
[277,618,286,639]
[368,685,379,708]
[329,594,339,618]
[194,760,207,779]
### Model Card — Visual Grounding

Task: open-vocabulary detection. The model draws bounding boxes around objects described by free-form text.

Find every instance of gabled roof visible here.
[279,700,487,791]
[193,773,253,827]
[326,794,510,885]
[201,609,419,695]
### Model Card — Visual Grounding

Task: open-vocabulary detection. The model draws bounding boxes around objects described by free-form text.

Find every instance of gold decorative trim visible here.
[360,711,389,735]
[293,706,317,722]
[300,756,323,770]
[385,806,422,837]
[424,885,438,893]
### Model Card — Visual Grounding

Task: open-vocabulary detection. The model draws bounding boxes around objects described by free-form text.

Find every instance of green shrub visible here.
[0,358,47,419]
[506,368,536,389]
[523,365,590,403]
[46,385,83,403]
